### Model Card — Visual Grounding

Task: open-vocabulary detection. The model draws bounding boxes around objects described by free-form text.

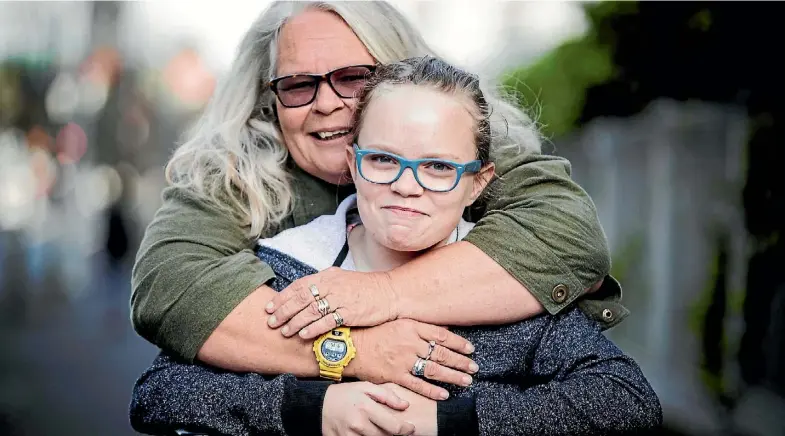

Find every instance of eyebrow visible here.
[360,143,466,162]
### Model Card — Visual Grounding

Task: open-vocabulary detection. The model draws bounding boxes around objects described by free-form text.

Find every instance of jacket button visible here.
[602,308,614,321]
[551,284,569,304]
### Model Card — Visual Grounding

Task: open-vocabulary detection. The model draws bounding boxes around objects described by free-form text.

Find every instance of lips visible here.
[382,206,428,216]
[309,127,351,142]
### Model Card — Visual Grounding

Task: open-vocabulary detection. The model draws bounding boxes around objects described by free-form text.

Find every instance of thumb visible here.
[365,386,410,411]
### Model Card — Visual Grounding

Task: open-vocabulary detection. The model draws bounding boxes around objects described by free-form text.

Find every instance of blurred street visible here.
[0,251,157,435]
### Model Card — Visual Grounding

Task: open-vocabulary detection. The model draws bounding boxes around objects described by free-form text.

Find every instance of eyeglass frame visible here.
[267,64,377,108]
[353,144,483,193]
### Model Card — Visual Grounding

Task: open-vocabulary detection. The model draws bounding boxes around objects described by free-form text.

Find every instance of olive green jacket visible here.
[131,151,628,361]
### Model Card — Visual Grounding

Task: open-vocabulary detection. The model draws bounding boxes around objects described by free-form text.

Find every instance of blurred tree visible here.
[505,0,785,410]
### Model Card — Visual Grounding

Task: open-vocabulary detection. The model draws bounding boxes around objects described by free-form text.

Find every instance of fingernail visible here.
[465,343,475,353]
[281,326,289,336]
[265,302,274,312]
[299,329,309,338]
[469,363,479,373]
[267,315,276,327]
[462,376,472,386]
[440,391,449,400]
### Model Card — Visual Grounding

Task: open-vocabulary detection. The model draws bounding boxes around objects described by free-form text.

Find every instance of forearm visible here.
[198,285,321,377]
[464,152,612,315]
[130,352,331,436]
[131,186,277,360]
[390,242,543,326]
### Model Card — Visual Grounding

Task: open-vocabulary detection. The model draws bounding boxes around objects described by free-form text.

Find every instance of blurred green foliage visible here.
[502,1,637,138]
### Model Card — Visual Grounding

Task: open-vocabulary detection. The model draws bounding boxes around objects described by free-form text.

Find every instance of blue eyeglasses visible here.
[353,144,482,192]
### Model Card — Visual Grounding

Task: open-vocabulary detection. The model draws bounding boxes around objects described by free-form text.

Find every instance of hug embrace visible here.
[129,2,662,435]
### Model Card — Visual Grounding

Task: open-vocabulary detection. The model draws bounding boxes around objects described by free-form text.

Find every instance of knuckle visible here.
[432,346,448,363]
[434,328,449,343]
[295,289,312,306]
[424,362,439,378]
[348,419,364,432]
[308,301,321,317]
[408,377,423,392]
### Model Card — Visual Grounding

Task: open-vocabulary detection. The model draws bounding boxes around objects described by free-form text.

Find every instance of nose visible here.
[311,80,343,115]
[390,167,424,197]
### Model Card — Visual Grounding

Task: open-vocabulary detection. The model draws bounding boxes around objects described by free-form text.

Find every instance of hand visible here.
[348,319,477,401]
[266,267,399,339]
[322,381,415,436]
[383,384,437,436]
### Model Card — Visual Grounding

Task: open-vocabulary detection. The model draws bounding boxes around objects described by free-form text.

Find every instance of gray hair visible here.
[165,1,541,237]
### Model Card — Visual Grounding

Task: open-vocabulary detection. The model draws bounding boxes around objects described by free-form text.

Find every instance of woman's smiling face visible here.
[275,8,375,184]
[348,84,494,252]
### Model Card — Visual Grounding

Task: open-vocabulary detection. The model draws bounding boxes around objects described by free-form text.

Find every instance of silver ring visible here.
[309,284,321,300]
[317,298,330,317]
[424,340,436,361]
[411,358,427,377]
[333,311,344,327]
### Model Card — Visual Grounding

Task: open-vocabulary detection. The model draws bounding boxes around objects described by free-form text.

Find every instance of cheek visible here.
[277,106,308,143]
[433,183,474,210]
[354,180,385,208]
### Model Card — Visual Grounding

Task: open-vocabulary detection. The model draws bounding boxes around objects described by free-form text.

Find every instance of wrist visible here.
[378,270,403,321]
[343,328,365,378]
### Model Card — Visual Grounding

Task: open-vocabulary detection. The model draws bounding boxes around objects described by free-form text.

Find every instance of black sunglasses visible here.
[268,64,376,108]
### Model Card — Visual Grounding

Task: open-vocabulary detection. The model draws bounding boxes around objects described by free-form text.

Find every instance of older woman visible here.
[131,0,626,401]
[131,55,660,436]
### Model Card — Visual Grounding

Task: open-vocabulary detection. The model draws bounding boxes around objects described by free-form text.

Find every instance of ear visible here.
[466,162,495,206]
[346,144,357,181]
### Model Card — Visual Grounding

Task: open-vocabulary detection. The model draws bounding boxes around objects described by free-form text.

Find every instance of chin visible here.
[315,161,350,184]
[383,232,437,253]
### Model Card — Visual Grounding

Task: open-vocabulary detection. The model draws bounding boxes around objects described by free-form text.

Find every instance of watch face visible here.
[321,338,347,362]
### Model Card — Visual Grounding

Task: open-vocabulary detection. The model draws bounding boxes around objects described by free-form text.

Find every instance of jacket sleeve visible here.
[131,186,278,362]
[471,310,662,435]
[463,150,627,328]
[130,353,330,436]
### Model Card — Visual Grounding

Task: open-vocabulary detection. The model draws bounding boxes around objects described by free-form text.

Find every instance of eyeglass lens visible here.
[359,152,461,192]
[274,66,373,107]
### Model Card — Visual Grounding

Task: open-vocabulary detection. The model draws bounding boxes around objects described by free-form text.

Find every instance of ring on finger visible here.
[317,298,331,317]
[411,358,427,377]
[424,340,436,361]
[309,284,321,301]
[332,311,344,327]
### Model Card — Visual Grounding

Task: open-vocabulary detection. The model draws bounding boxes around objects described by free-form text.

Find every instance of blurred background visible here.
[0,1,782,435]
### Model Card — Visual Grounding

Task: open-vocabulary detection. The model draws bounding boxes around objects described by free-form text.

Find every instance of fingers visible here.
[397,374,450,401]
[420,359,473,388]
[278,299,326,337]
[267,283,317,329]
[296,311,344,340]
[365,402,415,436]
[419,325,475,355]
[420,342,479,376]
[364,384,409,411]
[265,281,304,314]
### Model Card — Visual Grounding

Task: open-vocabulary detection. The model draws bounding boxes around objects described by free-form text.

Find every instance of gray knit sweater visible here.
[130,244,661,436]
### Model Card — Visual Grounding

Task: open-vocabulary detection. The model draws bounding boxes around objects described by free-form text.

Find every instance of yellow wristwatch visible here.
[313,327,356,381]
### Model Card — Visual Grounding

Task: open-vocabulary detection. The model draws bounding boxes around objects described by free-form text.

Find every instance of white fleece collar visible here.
[257,194,474,272]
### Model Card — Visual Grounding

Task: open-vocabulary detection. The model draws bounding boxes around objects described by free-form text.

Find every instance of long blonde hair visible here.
[165,1,541,237]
